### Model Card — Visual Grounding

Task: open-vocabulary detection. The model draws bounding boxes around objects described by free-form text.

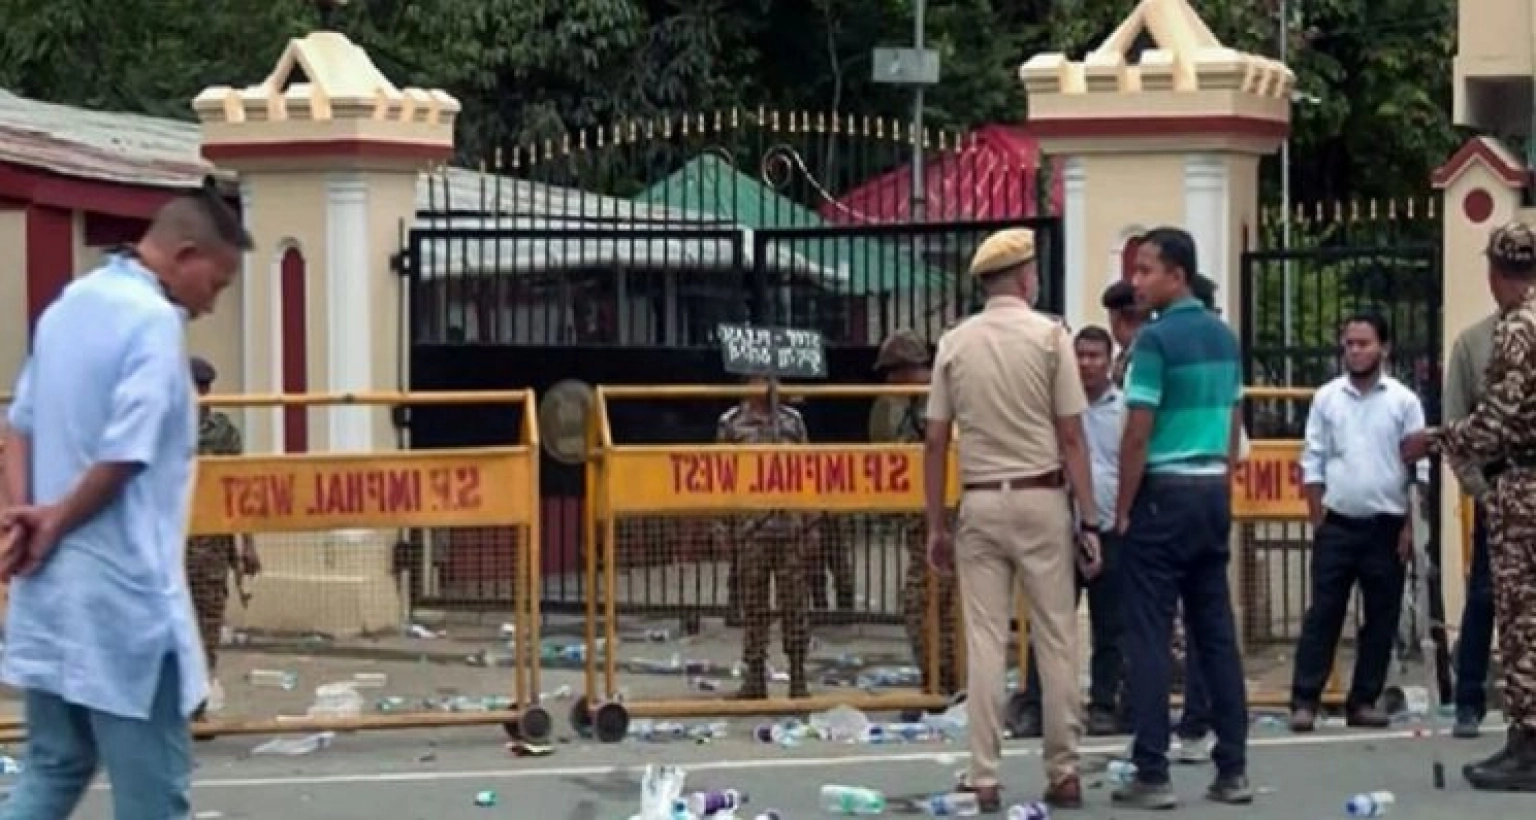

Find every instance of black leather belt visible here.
[963,471,1064,492]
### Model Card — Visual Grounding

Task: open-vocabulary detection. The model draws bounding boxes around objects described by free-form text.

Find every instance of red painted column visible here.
[280,248,309,452]
[24,206,73,336]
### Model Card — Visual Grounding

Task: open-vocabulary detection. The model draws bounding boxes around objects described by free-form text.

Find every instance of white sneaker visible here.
[1173,733,1212,764]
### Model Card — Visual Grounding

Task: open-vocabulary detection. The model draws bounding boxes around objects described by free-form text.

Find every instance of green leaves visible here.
[0,0,1458,206]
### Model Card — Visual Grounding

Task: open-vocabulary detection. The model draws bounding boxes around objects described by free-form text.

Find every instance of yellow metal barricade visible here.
[572,384,1032,740]
[0,391,544,744]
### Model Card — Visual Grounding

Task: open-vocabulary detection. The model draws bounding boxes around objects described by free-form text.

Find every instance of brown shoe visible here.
[956,783,1002,813]
[1289,707,1317,733]
[1346,705,1391,728]
[1044,774,1084,809]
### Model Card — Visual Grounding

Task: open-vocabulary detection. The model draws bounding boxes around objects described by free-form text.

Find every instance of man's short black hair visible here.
[1342,311,1392,346]
[148,188,253,253]
[1191,274,1218,309]
[1141,227,1198,283]
[1101,280,1137,311]
[1075,325,1114,353]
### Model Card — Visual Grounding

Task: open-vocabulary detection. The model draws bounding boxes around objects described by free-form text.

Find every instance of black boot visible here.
[788,657,810,699]
[735,660,768,699]
[1464,725,1536,792]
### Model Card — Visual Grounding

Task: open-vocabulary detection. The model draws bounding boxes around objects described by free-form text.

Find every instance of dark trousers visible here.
[1179,632,1213,738]
[1455,509,1494,715]
[1290,510,1407,710]
[1022,533,1124,714]
[1121,475,1248,783]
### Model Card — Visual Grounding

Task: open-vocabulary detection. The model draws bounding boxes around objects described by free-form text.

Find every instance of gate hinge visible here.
[389,250,411,277]
[390,405,411,431]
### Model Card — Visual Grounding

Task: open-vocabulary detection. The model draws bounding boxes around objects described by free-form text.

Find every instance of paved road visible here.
[43,717,1528,819]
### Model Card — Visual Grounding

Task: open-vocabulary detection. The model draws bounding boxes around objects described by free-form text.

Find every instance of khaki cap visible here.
[873,329,930,371]
[968,228,1036,278]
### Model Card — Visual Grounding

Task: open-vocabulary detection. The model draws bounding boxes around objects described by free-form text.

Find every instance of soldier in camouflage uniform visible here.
[187,357,260,720]
[876,330,959,694]
[717,376,814,698]
[1405,222,1536,791]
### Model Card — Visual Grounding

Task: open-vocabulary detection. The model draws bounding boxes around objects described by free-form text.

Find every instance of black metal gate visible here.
[394,110,1062,613]
[1235,234,1446,659]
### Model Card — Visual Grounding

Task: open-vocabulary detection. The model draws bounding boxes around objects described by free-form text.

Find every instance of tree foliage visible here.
[0,0,1459,203]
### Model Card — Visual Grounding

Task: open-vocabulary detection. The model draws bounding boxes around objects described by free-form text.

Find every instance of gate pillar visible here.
[1019,0,1291,334]
[1431,137,1527,621]
[193,27,457,454]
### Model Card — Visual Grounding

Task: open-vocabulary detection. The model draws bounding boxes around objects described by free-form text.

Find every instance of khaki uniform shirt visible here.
[927,296,1087,483]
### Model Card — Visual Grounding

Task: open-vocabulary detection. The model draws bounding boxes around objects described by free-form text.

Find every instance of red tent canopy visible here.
[819,124,1062,224]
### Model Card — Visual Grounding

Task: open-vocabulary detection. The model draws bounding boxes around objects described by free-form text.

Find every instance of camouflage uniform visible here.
[1428,222,1536,791]
[877,330,959,694]
[188,410,242,674]
[718,401,813,697]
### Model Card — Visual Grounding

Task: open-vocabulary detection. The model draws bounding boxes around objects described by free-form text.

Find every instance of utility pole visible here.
[873,0,939,329]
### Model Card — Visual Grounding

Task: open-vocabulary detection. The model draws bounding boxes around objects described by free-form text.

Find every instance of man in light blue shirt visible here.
[1289,312,1428,733]
[0,191,249,819]
[1017,325,1127,736]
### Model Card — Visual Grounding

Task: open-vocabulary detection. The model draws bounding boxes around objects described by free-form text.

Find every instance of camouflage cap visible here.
[873,329,930,371]
[190,356,216,385]
[1486,222,1536,269]
[969,228,1035,278]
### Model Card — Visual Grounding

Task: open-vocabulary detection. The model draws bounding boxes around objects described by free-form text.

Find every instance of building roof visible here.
[632,153,944,293]
[819,125,1062,224]
[0,89,223,190]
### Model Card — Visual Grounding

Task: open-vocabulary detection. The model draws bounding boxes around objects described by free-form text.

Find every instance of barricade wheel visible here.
[1382,685,1407,716]
[519,705,553,744]
[569,695,593,738]
[594,700,630,743]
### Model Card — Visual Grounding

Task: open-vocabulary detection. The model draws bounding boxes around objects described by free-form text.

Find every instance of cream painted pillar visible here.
[1431,136,1527,626]
[190,30,458,637]
[1019,0,1291,332]
[1020,0,1290,644]
[194,31,458,453]
[0,209,27,389]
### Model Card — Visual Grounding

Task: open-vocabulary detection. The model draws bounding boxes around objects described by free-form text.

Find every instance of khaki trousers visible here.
[957,486,1081,787]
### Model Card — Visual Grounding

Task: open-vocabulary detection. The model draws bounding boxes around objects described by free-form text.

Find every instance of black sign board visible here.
[716,323,827,379]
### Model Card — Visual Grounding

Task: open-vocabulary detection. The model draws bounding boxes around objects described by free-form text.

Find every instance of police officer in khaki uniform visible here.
[925,229,1102,811]
[875,330,958,694]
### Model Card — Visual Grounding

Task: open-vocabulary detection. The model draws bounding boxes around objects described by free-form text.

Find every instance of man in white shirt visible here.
[1289,312,1429,731]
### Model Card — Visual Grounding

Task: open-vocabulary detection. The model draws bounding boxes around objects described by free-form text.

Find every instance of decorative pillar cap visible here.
[193,31,459,168]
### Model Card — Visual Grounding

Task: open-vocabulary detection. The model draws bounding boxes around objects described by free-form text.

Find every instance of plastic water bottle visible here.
[251,731,335,756]
[820,784,887,815]
[1007,802,1049,820]
[686,788,747,815]
[753,813,783,820]
[916,791,980,816]
[1345,791,1395,817]
[886,722,939,742]
[248,668,297,690]
[1106,760,1138,784]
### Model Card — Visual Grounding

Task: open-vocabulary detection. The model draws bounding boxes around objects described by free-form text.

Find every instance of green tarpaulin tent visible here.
[633,153,945,295]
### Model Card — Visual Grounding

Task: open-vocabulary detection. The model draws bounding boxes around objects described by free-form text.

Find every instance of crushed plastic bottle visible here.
[0,755,24,775]
[307,682,364,718]
[820,784,887,815]
[633,765,688,820]
[1007,802,1049,820]
[251,732,335,756]
[1106,760,1137,785]
[884,722,941,742]
[247,669,297,690]
[1346,791,1395,817]
[205,678,226,714]
[923,704,968,740]
[810,705,871,742]
[753,812,783,820]
[754,720,809,746]
[916,791,980,816]
[351,672,388,689]
[473,790,498,807]
[686,788,747,815]
[405,623,440,639]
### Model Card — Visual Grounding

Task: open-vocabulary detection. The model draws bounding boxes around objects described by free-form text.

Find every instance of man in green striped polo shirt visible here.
[1113,227,1251,810]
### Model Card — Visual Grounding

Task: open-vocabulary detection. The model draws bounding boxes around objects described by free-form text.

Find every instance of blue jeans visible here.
[1455,509,1493,716]
[0,655,191,820]
[1121,474,1249,783]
